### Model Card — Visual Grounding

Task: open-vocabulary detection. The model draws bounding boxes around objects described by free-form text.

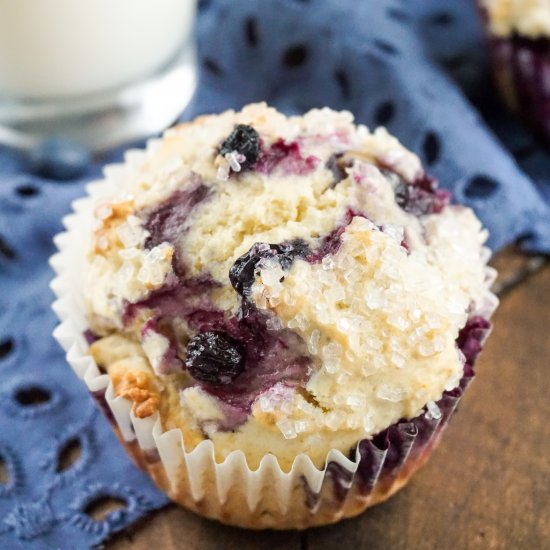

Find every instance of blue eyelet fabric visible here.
[1,1,549,548]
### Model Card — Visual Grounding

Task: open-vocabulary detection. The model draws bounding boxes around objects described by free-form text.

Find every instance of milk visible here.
[0,0,196,99]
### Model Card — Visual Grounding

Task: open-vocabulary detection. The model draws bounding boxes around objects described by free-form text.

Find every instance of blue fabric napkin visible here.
[1,1,549,548]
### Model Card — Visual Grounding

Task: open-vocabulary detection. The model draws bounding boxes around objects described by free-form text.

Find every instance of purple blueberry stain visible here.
[306,208,367,263]
[195,309,311,414]
[142,177,211,277]
[381,168,451,216]
[123,275,220,328]
[256,139,319,175]
[456,315,491,365]
[325,152,348,186]
[123,272,312,426]
[325,461,354,503]
[394,180,450,216]
[83,329,99,346]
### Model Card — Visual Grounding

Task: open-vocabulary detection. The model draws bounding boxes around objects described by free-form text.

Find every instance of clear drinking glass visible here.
[0,0,197,152]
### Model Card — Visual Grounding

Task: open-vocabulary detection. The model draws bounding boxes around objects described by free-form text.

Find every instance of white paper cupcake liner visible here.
[50,139,498,529]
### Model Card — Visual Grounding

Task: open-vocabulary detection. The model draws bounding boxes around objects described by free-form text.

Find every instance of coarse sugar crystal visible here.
[257,395,273,412]
[425,400,442,420]
[324,356,340,374]
[326,411,342,430]
[277,419,297,439]
[308,329,321,354]
[344,267,361,283]
[363,414,375,432]
[283,290,296,306]
[327,284,346,303]
[323,341,342,358]
[418,339,438,357]
[117,216,145,248]
[118,262,135,283]
[391,351,406,368]
[265,316,284,331]
[366,336,383,351]
[336,371,350,384]
[96,204,113,220]
[260,262,284,287]
[382,223,404,243]
[118,247,141,260]
[366,288,384,309]
[294,420,310,434]
[336,317,352,332]
[97,235,109,251]
[376,384,406,402]
[346,394,366,408]
[388,314,410,330]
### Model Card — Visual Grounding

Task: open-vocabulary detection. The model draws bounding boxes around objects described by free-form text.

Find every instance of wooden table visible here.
[108,248,550,550]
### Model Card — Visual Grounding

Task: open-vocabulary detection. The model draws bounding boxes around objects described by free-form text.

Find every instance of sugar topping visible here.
[84,103,496,466]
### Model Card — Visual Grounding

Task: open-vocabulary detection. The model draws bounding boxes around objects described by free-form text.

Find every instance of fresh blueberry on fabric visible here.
[27,137,91,181]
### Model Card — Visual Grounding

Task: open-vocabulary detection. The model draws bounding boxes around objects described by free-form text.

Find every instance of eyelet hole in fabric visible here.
[423,131,441,165]
[430,12,454,26]
[442,55,469,72]
[84,496,127,522]
[512,143,537,161]
[56,438,82,473]
[14,386,51,406]
[374,39,399,56]
[281,0,310,6]
[15,184,40,197]
[387,7,410,23]
[203,57,224,76]
[244,16,259,47]
[334,69,351,100]
[374,101,396,126]
[0,235,16,261]
[282,44,308,67]
[0,456,8,485]
[464,175,500,199]
[0,338,14,359]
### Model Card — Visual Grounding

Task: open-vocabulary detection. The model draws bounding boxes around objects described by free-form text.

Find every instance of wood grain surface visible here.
[107,249,550,550]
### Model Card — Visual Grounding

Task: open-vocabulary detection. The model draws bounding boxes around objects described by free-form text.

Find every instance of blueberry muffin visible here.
[480,0,550,145]
[83,103,497,528]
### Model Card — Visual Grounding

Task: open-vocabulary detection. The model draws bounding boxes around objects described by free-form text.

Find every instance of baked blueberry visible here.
[229,240,310,297]
[185,331,245,385]
[219,124,260,168]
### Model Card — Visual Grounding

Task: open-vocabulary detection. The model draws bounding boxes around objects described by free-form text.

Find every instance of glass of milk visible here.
[0,0,197,151]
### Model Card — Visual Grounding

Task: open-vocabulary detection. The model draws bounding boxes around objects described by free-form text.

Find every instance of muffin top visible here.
[86,103,495,469]
[481,0,550,38]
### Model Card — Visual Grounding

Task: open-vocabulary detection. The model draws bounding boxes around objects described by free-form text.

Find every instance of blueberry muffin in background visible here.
[480,0,550,145]
[76,103,497,528]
